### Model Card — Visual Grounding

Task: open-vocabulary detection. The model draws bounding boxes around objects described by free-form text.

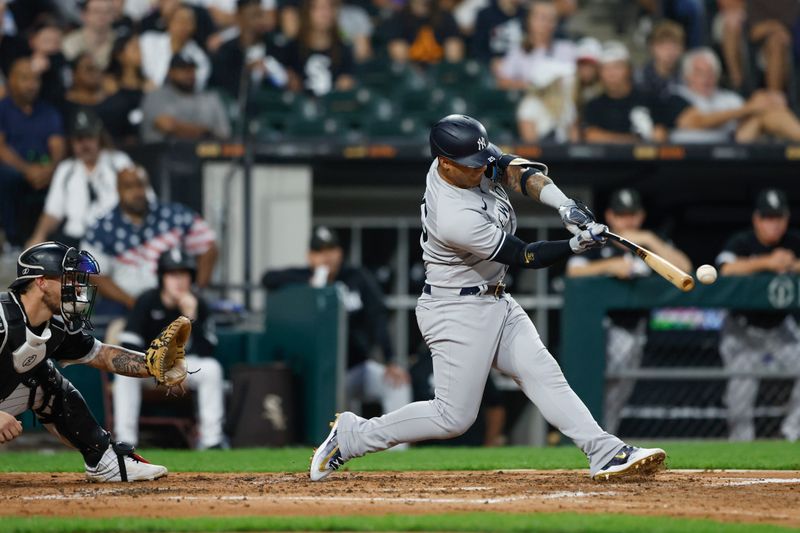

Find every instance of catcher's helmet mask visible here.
[10,241,100,329]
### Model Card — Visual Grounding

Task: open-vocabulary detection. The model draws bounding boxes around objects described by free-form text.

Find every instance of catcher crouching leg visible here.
[29,360,167,482]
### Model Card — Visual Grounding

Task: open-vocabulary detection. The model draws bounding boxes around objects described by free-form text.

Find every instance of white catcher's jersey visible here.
[420,159,517,288]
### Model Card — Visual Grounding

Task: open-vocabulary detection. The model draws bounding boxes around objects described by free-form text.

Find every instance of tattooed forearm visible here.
[523,173,553,201]
[92,344,150,377]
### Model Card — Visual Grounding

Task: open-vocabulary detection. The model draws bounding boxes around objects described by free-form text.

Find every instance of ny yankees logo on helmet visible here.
[477,137,487,150]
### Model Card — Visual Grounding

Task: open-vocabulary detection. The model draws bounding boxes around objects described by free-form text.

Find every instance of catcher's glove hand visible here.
[145,315,191,393]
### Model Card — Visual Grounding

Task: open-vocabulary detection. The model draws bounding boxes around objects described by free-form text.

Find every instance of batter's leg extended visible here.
[494,298,626,476]
[311,296,507,480]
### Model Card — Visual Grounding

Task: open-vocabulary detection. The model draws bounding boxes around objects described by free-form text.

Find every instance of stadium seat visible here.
[467,87,522,141]
[322,88,392,135]
[396,87,469,130]
[430,60,491,93]
[474,116,516,144]
[284,114,342,138]
[249,89,299,140]
[364,116,427,141]
[356,58,427,96]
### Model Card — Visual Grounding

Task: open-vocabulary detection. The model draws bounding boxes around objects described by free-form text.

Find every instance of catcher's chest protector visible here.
[0,292,69,401]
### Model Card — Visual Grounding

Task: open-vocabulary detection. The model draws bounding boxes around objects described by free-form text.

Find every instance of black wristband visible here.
[519,168,537,197]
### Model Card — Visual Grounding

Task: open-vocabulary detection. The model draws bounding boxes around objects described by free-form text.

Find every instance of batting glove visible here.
[569,223,608,253]
[558,199,596,236]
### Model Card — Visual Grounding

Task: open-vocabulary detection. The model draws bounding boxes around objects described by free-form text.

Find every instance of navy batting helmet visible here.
[429,115,501,168]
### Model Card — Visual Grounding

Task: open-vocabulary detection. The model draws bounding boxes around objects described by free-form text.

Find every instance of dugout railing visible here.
[562,275,800,440]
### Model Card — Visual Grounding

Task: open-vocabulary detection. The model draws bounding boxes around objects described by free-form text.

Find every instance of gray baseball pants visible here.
[336,293,625,476]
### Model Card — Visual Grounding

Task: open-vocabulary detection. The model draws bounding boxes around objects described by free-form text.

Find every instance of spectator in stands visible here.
[566,188,691,434]
[27,110,130,248]
[115,248,226,450]
[583,41,666,144]
[471,0,524,67]
[715,0,797,93]
[140,0,218,52]
[141,54,231,143]
[0,0,25,86]
[209,0,288,99]
[638,0,706,48]
[262,226,413,425]
[62,53,107,125]
[82,165,218,312]
[337,1,374,62]
[452,0,488,36]
[61,52,145,145]
[105,33,154,94]
[140,3,212,90]
[635,20,684,105]
[110,0,134,34]
[4,16,69,107]
[102,33,152,144]
[570,36,602,141]
[280,0,372,62]
[282,0,355,96]
[716,188,800,442]
[496,0,575,85]
[0,57,65,247]
[62,0,116,70]
[383,0,464,65]
[669,48,800,143]
[496,0,576,142]
[123,0,154,22]
[186,0,237,29]
[714,0,747,89]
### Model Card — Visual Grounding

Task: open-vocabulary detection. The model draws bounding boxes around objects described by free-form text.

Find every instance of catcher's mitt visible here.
[145,315,191,390]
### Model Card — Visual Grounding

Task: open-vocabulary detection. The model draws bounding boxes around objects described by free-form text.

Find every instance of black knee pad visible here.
[29,360,110,464]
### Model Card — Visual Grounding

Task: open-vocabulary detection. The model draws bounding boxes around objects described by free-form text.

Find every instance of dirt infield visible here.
[1,470,799,527]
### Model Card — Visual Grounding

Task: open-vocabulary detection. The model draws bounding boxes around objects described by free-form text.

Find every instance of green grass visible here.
[0,441,798,473]
[0,513,797,533]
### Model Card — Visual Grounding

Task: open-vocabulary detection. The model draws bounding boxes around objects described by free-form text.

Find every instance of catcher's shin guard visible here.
[28,360,110,467]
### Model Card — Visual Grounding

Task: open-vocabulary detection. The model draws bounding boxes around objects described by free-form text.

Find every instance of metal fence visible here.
[607,308,800,441]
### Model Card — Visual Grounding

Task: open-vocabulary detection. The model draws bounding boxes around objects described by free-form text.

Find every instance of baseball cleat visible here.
[86,441,168,482]
[310,413,347,481]
[592,445,666,481]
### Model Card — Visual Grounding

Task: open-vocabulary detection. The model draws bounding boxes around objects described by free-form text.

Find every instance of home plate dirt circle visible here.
[1,470,798,527]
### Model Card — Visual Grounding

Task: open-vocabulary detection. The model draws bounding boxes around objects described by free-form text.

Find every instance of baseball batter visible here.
[0,241,187,481]
[311,115,666,481]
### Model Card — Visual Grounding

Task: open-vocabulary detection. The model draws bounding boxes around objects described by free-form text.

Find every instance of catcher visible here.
[0,241,191,482]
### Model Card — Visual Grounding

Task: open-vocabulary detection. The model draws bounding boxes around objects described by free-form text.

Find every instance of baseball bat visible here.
[604,231,695,292]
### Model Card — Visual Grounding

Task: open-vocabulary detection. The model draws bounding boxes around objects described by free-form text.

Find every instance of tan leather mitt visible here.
[145,315,191,390]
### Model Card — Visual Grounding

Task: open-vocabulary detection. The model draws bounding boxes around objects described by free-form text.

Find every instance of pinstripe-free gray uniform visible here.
[336,160,625,475]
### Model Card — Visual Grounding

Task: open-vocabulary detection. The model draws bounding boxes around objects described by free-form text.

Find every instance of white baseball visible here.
[696,264,717,285]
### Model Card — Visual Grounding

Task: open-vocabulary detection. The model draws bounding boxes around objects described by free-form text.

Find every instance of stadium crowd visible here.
[0,0,795,247]
[1,0,799,448]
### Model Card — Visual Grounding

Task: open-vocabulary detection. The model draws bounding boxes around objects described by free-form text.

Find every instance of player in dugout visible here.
[716,188,800,442]
[114,248,226,450]
[566,188,691,434]
[262,226,413,432]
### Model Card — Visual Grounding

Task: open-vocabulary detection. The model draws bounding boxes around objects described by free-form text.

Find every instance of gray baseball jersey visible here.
[334,158,625,477]
[421,159,516,288]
